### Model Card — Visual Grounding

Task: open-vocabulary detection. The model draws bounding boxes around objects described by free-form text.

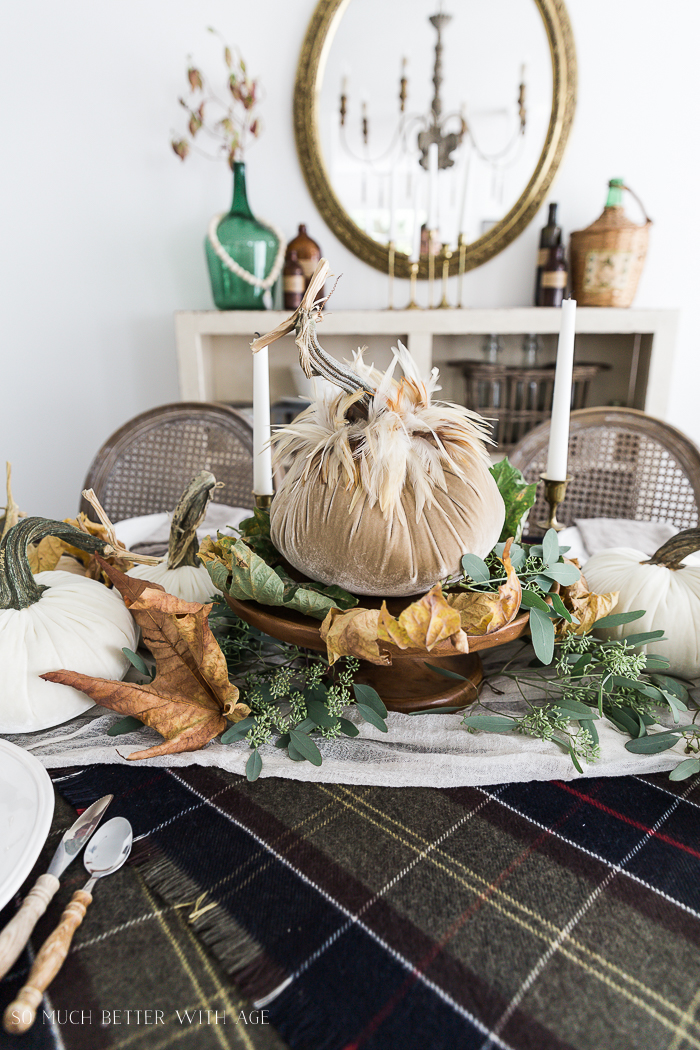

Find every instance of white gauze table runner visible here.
[3,517,692,787]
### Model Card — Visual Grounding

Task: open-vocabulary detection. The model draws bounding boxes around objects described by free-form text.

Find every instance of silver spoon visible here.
[3,817,133,1035]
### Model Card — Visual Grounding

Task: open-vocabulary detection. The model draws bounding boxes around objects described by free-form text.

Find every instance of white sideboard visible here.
[175,308,679,419]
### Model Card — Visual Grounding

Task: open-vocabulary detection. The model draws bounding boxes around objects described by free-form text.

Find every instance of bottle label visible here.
[537,248,549,267]
[283,274,306,293]
[583,250,633,292]
[541,270,568,289]
[298,257,319,278]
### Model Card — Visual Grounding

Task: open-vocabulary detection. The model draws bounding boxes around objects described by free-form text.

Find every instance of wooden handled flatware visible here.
[3,816,132,1035]
[0,793,113,982]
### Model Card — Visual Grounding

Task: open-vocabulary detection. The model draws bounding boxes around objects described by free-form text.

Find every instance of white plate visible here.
[0,738,54,911]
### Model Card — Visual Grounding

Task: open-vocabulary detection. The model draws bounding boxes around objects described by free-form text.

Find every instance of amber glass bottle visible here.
[538,244,568,307]
[287,225,322,291]
[534,203,562,305]
[283,250,305,310]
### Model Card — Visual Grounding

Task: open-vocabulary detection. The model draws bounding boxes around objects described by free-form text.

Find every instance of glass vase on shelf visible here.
[205,161,280,310]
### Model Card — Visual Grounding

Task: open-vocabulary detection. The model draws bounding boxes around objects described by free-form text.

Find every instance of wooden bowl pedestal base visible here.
[224,596,530,715]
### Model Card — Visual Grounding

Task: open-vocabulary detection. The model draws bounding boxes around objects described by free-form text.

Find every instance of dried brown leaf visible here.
[377,584,468,653]
[558,558,618,636]
[28,535,66,574]
[445,537,522,635]
[42,557,247,759]
[320,607,387,666]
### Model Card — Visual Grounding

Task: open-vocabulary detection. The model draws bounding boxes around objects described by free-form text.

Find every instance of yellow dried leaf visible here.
[320,606,388,666]
[558,559,618,636]
[377,584,467,653]
[445,537,522,635]
[28,535,66,574]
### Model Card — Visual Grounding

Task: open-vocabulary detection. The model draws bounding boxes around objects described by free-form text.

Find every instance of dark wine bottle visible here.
[535,203,562,305]
[539,244,568,307]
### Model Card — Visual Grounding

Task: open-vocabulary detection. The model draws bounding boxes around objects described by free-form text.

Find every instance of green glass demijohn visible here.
[205,161,279,310]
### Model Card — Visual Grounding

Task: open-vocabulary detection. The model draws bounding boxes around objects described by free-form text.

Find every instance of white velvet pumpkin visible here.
[127,561,219,604]
[0,569,138,734]
[584,536,700,678]
[270,344,505,597]
[126,470,222,603]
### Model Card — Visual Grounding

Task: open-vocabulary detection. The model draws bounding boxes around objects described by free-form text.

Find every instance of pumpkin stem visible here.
[645,528,700,570]
[168,471,219,569]
[0,517,112,610]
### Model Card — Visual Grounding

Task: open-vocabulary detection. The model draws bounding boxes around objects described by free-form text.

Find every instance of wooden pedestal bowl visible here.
[224,594,530,715]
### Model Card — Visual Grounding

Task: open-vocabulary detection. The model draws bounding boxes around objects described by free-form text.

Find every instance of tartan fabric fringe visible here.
[51,763,700,1050]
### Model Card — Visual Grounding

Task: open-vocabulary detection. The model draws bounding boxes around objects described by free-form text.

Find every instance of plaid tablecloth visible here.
[3,764,700,1050]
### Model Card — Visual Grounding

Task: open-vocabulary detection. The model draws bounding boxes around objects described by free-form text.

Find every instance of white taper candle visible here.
[252,346,274,495]
[546,297,577,480]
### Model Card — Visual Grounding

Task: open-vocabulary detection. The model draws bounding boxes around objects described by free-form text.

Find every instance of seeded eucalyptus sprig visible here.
[209,598,387,781]
[449,609,696,778]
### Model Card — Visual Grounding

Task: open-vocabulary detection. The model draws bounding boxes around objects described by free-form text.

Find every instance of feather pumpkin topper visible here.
[254,260,505,597]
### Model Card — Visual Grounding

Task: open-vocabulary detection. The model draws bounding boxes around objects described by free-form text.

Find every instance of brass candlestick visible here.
[439,243,453,308]
[406,262,420,309]
[427,229,437,308]
[255,493,273,510]
[537,474,571,532]
[387,241,396,310]
[457,233,467,308]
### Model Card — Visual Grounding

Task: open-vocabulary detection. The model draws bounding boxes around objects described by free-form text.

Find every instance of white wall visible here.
[2,0,699,518]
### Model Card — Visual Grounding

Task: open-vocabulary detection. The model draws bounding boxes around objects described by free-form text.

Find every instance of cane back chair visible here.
[79,402,255,522]
[508,407,700,531]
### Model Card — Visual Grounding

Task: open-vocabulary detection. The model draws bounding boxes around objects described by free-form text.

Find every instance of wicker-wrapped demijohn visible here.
[253,261,505,598]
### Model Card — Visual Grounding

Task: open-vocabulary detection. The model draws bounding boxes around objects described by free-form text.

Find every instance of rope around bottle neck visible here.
[207,213,287,291]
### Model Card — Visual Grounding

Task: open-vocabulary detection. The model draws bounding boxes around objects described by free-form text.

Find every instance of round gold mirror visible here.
[294,0,576,279]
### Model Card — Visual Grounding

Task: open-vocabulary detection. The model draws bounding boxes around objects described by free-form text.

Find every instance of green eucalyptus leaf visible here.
[669,758,700,781]
[567,745,584,774]
[508,544,527,571]
[246,749,262,782]
[122,647,151,677]
[462,715,516,733]
[220,716,257,743]
[623,630,667,646]
[553,698,598,718]
[275,733,291,748]
[306,698,339,728]
[528,606,555,665]
[606,707,642,736]
[426,663,468,682]
[519,590,552,613]
[338,717,360,737]
[581,719,599,745]
[542,529,560,568]
[664,691,688,724]
[625,732,682,754]
[355,704,389,732]
[594,610,645,628]
[353,684,387,718]
[461,553,490,583]
[650,675,690,703]
[539,562,581,586]
[549,592,573,622]
[286,741,306,761]
[107,715,144,737]
[643,654,671,669]
[289,729,323,765]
